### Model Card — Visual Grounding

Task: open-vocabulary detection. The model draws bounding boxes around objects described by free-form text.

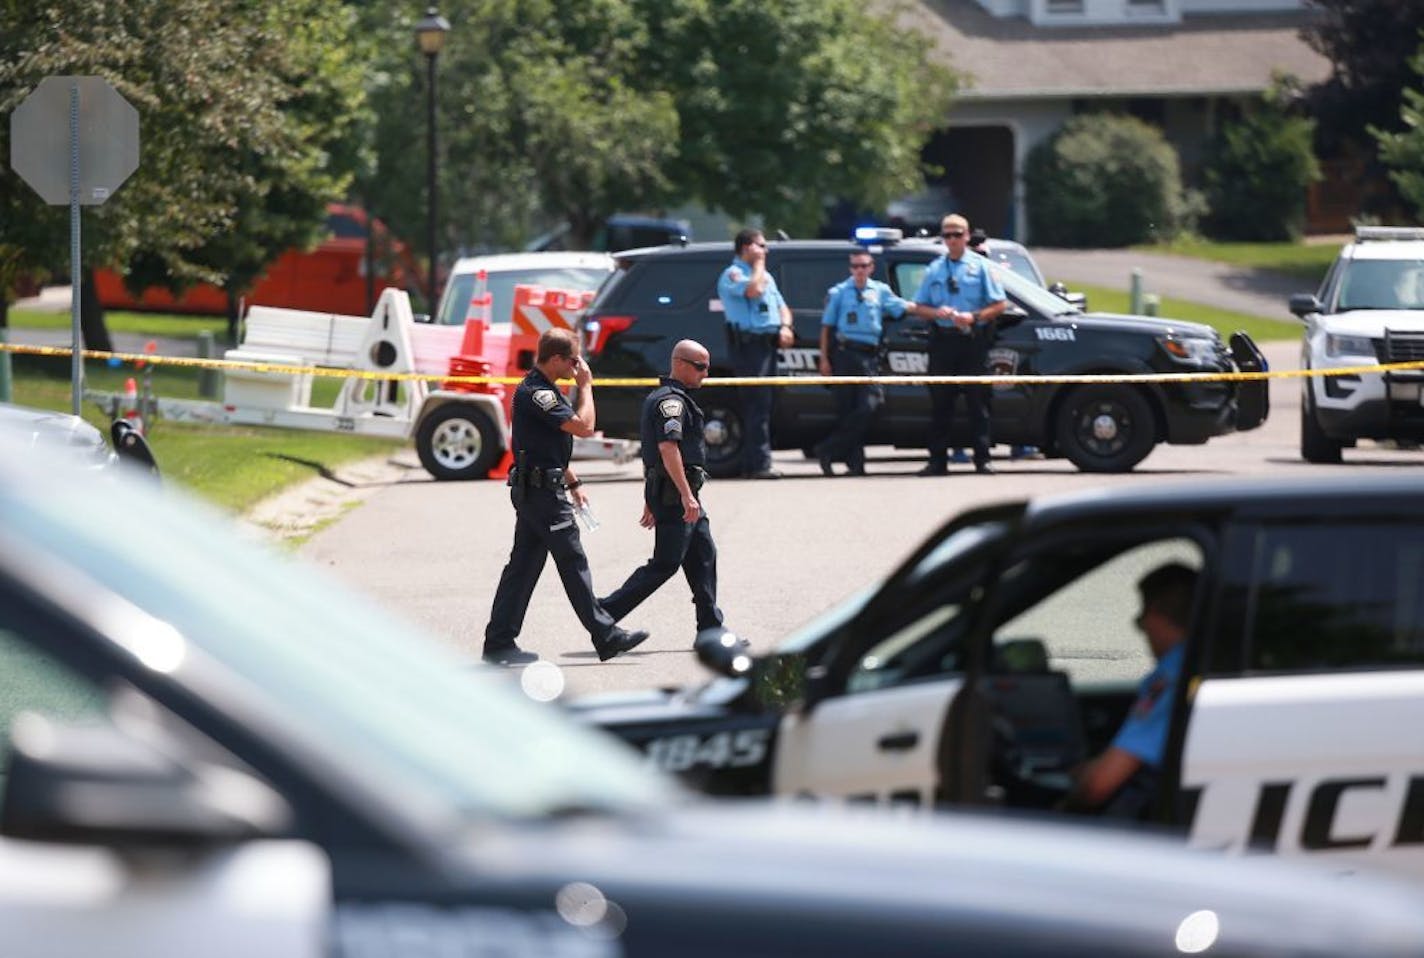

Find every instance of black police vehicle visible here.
[571,475,1424,881]
[13,441,1424,956]
[578,236,1268,476]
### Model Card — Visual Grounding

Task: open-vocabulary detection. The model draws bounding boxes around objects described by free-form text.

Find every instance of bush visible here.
[1203,77,1320,241]
[1025,113,1187,247]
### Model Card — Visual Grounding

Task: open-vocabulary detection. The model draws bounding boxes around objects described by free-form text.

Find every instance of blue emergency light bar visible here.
[853,227,903,245]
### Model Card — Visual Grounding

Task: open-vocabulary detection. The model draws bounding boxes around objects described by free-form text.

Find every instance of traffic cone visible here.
[120,376,144,436]
[487,447,514,481]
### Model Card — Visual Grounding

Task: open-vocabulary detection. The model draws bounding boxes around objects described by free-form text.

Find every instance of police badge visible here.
[533,389,560,411]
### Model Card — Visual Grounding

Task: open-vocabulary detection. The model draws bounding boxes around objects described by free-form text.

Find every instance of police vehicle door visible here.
[879,258,934,443]
[960,531,1210,816]
[772,516,1013,806]
[1183,515,1424,880]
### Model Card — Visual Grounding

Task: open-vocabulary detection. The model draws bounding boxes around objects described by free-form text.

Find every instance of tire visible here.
[1053,384,1157,473]
[701,399,745,479]
[1300,384,1343,464]
[415,404,501,480]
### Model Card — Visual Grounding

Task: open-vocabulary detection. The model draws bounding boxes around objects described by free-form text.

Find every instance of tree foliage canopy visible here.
[361,0,960,252]
[1373,42,1424,220]
[1302,0,1424,153]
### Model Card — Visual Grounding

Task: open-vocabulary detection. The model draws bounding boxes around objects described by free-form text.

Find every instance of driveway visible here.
[1034,248,1309,321]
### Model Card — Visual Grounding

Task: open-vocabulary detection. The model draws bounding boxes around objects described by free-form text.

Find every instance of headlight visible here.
[1157,334,1217,364]
[1325,333,1374,358]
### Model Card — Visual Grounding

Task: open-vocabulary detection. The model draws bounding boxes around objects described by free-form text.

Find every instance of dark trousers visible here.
[816,347,883,470]
[484,487,617,651]
[731,333,777,474]
[602,490,724,632]
[927,336,992,468]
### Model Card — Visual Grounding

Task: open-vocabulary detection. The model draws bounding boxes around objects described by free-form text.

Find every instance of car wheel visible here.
[415,404,501,480]
[1054,384,1157,473]
[701,400,745,479]
[1300,383,1343,464]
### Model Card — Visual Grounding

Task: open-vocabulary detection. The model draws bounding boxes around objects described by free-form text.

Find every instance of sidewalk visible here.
[1033,248,1307,321]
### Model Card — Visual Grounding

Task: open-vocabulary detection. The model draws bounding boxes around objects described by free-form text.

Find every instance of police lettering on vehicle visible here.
[777,348,821,373]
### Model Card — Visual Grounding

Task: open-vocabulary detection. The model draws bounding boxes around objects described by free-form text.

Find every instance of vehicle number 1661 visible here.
[643,729,770,772]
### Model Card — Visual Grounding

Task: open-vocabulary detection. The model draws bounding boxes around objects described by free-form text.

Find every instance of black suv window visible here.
[1243,522,1424,672]
[613,258,720,311]
[892,260,928,300]
[778,256,857,311]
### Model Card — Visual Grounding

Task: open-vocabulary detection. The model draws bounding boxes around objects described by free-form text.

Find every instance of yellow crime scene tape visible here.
[3,340,1424,388]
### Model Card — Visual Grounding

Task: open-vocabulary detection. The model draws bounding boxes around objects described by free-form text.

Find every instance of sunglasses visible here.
[850,262,873,270]
[942,230,966,239]
[677,357,710,372]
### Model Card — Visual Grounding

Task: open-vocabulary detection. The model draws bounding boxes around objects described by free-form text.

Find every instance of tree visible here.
[1374,40,1424,219]
[1024,114,1187,248]
[359,0,960,255]
[1203,75,1320,242]
[1302,1,1424,152]
[0,0,369,344]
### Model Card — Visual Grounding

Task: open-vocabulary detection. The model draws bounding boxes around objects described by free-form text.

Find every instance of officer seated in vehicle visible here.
[1061,562,1197,819]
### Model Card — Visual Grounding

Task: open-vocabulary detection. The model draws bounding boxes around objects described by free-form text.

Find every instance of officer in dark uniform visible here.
[717,228,794,479]
[601,339,725,634]
[813,248,912,476]
[907,213,1008,475]
[482,328,649,666]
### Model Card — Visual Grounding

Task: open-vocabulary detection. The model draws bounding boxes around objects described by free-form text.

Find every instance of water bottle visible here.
[576,502,600,533]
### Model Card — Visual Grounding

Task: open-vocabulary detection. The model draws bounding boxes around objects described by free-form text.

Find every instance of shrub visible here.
[1025,113,1187,247]
[1203,76,1321,241]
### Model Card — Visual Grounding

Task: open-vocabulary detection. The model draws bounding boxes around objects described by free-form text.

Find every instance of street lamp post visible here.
[415,6,449,316]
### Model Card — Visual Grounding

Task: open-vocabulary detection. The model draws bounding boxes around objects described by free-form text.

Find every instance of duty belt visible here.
[837,339,879,354]
[728,326,779,346]
[508,465,567,490]
[647,464,708,495]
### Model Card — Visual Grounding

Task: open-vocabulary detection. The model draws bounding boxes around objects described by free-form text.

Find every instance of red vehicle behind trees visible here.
[94,204,424,317]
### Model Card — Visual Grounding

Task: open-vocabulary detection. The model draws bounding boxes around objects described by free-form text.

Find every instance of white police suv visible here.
[1291,226,1424,462]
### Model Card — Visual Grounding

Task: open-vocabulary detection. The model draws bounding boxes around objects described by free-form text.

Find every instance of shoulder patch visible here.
[658,397,684,418]
[532,389,559,411]
[727,266,745,282]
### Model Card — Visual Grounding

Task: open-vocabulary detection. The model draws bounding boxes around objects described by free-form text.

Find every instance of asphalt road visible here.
[299,338,1422,701]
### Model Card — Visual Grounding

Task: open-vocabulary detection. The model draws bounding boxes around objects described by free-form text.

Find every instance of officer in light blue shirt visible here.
[1067,562,1198,818]
[813,249,911,476]
[716,229,794,479]
[905,214,1008,475]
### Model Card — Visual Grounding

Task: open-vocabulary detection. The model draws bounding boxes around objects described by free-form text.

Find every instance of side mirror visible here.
[1,714,292,848]
[1288,293,1322,318]
[1048,283,1087,310]
[110,420,160,480]
[694,627,753,678]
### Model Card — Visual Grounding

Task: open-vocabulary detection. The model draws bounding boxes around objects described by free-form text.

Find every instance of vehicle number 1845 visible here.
[643,729,770,772]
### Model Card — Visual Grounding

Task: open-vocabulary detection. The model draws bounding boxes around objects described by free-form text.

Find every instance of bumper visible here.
[1309,369,1424,441]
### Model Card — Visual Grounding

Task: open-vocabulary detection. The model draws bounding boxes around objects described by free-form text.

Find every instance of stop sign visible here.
[9,75,139,206]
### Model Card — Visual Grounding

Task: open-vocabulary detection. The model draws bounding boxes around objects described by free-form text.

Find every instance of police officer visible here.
[1064,563,1197,818]
[600,340,725,634]
[717,228,794,479]
[813,249,911,476]
[907,214,1008,475]
[967,227,1042,463]
[482,328,649,666]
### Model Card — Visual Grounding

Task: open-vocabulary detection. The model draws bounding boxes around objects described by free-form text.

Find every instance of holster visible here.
[648,465,707,506]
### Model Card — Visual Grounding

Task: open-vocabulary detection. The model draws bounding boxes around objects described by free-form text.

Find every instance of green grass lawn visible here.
[1072,284,1300,343]
[1135,239,1342,285]
[8,307,235,343]
[8,355,403,514]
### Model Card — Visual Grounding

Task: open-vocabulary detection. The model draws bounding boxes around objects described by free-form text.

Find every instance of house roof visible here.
[898,0,1332,100]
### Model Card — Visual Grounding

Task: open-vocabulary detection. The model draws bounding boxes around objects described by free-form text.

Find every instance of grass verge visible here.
[8,355,404,514]
[8,307,233,343]
[1071,284,1299,343]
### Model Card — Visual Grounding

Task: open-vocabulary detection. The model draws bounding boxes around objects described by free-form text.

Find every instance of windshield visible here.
[0,451,674,821]
[984,246,1046,287]
[437,266,613,327]
[1338,258,1424,311]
